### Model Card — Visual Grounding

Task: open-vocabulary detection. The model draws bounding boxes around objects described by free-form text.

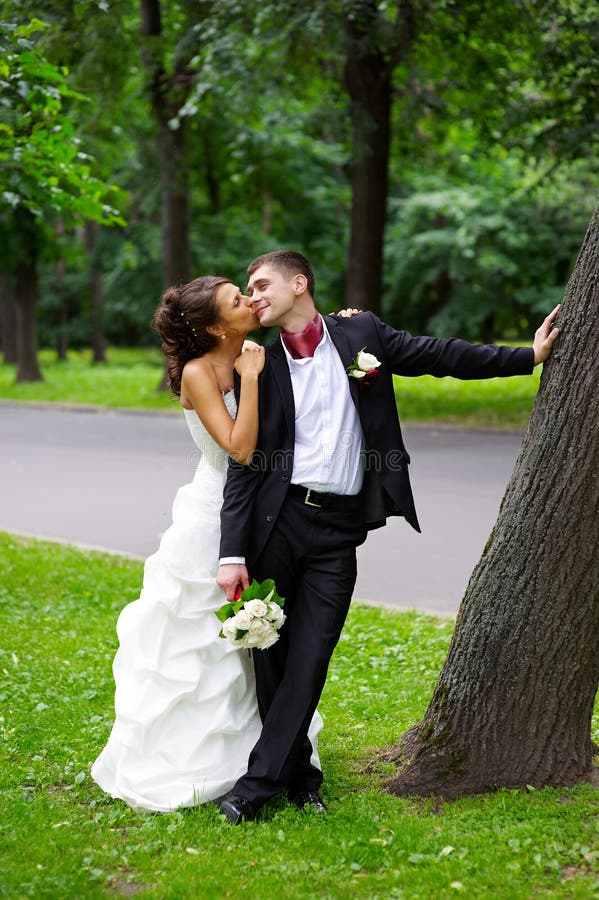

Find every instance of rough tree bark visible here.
[384,205,599,798]
[14,208,43,382]
[343,0,414,315]
[0,274,17,364]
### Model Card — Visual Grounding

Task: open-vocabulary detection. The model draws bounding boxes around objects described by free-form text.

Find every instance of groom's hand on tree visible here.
[217,564,250,602]
[533,304,561,364]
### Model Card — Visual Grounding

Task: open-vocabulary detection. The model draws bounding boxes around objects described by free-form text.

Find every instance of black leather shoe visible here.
[217,792,258,825]
[289,790,327,813]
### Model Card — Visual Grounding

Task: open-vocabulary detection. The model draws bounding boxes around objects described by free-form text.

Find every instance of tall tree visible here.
[140,0,193,289]
[0,19,123,381]
[84,221,106,363]
[384,205,599,797]
[0,274,17,364]
[343,0,415,314]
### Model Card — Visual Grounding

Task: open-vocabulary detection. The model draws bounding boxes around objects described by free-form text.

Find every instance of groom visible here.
[216,250,559,823]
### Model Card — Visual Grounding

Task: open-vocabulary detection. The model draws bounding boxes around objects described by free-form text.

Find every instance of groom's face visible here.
[247,264,297,328]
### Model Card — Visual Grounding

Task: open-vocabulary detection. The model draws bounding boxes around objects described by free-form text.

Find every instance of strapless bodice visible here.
[182,390,237,472]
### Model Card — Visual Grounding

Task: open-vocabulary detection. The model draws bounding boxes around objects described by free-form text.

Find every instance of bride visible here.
[91,275,322,812]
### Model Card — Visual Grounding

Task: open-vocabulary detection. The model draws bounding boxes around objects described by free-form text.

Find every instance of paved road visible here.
[0,405,524,616]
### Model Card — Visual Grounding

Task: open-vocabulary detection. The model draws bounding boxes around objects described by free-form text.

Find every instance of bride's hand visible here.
[234,345,265,378]
[332,308,363,318]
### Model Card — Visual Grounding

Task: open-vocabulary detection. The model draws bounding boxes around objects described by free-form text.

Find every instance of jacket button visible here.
[281,474,289,482]
[266,514,274,523]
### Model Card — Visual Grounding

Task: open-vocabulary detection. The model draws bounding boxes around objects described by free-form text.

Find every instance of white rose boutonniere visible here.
[347,347,381,388]
[216,579,286,651]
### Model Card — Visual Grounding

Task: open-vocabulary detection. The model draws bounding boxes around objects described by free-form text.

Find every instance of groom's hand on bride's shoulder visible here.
[217,564,250,602]
[331,307,363,318]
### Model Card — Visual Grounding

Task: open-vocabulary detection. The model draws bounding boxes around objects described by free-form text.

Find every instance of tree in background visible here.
[1,1,597,358]
[385,203,599,797]
[0,274,16,363]
[0,19,124,380]
[343,0,414,314]
[140,0,197,290]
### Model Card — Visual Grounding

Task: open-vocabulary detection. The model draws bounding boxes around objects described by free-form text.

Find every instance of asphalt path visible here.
[0,404,524,616]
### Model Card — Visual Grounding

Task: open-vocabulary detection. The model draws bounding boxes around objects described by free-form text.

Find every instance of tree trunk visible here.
[14,208,43,382]
[385,205,599,798]
[140,0,191,391]
[84,220,107,363]
[203,130,220,215]
[0,274,17,364]
[55,222,68,361]
[160,121,190,287]
[140,0,191,288]
[343,0,391,316]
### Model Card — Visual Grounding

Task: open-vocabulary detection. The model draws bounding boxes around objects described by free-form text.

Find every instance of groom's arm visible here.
[217,455,262,600]
[371,306,559,379]
[219,456,262,559]
[373,316,535,379]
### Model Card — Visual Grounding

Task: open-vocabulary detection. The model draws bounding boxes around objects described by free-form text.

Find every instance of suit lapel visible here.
[266,337,295,443]
[325,315,360,412]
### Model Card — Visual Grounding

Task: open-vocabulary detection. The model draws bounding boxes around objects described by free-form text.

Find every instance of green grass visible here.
[394,369,540,430]
[0,347,541,428]
[0,348,175,411]
[1,531,597,899]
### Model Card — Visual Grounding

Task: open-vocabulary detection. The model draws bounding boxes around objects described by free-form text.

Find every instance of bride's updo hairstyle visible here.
[153,276,231,396]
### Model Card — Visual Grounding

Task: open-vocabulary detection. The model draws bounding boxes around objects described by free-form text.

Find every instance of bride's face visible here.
[215,283,258,335]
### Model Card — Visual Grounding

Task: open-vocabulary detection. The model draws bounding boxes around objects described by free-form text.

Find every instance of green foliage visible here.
[215,578,284,623]
[1,532,597,897]
[383,159,594,340]
[1,1,598,353]
[0,20,124,230]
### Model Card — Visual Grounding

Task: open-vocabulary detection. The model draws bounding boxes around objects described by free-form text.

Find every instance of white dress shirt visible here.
[220,317,364,566]
[283,318,364,493]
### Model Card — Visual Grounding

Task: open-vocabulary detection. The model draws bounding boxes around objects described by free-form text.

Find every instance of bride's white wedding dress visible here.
[92,391,322,812]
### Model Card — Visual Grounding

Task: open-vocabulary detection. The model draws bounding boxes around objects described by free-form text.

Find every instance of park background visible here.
[1,1,598,897]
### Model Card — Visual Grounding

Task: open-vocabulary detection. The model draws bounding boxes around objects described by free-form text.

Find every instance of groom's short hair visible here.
[247,250,315,298]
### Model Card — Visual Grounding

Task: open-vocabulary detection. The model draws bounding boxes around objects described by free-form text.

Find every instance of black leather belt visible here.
[287,483,361,510]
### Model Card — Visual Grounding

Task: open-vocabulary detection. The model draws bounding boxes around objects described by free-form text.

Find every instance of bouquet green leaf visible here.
[216,579,286,650]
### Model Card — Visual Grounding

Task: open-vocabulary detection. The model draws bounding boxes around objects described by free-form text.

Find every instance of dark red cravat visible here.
[281,313,323,359]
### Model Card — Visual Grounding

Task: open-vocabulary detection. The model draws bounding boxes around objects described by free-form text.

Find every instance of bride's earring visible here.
[220,334,226,341]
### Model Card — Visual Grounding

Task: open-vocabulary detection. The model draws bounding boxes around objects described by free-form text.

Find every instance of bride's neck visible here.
[205,334,245,367]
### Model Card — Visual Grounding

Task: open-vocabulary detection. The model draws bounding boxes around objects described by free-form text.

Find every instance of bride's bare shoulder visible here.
[181,356,218,393]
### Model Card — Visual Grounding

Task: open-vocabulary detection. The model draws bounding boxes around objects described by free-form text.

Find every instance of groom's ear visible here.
[293,274,307,296]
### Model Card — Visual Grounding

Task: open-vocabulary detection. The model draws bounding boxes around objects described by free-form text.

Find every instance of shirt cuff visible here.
[219,557,246,566]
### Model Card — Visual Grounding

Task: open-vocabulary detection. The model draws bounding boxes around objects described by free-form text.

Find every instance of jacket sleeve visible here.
[219,455,262,560]
[372,315,535,380]
[218,370,264,560]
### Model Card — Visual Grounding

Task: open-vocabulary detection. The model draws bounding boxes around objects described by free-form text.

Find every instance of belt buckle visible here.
[304,488,322,508]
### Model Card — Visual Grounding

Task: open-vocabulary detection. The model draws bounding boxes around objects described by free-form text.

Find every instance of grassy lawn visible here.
[1,532,597,899]
[0,347,541,429]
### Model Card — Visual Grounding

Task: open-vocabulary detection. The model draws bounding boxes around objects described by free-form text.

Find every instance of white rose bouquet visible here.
[216,579,286,650]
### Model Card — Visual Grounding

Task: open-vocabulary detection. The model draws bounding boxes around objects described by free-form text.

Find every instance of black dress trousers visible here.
[231,489,367,804]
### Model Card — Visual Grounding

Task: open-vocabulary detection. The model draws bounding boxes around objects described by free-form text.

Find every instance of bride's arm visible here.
[181,350,265,465]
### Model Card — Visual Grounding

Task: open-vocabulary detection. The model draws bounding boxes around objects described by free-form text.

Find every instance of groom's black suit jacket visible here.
[219,313,534,567]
